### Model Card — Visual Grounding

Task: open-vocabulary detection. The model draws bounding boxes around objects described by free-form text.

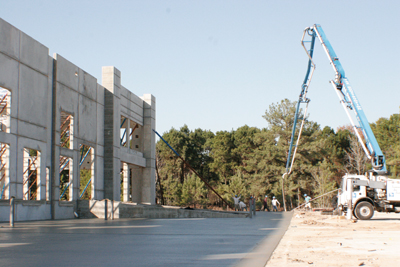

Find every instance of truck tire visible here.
[355,202,374,220]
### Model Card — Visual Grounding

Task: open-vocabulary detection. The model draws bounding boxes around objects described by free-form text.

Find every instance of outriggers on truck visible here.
[283,24,400,220]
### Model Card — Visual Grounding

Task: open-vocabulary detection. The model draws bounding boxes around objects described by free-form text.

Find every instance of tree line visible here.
[155,99,400,210]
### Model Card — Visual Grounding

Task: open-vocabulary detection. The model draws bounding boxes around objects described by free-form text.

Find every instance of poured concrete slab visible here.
[0,211,292,267]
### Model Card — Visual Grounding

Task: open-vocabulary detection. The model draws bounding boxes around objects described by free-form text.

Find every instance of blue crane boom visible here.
[284,24,386,178]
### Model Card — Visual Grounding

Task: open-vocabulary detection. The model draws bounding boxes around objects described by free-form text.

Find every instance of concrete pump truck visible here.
[283,24,400,220]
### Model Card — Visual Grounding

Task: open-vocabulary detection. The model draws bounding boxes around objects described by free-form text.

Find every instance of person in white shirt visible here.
[271,196,280,212]
[232,194,241,211]
[239,200,247,211]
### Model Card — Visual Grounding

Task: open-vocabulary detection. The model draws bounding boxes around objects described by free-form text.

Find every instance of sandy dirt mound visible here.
[266,210,400,267]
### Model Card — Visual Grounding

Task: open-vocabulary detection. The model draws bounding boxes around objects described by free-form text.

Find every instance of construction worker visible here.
[262,195,269,211]
[232,194,241,211]
[249,195,256,216]
[271,196,280,212]
[239,200,247,211]
[304,194,311,209]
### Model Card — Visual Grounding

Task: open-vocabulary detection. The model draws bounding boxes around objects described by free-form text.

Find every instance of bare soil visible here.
[266,210,400,267]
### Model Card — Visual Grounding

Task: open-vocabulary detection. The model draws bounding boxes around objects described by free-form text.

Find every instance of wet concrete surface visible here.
[0,211,292,267]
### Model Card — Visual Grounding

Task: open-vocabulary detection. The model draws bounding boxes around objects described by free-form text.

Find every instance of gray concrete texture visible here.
[0,212,292,267]
[77,199,249,219]
[0,17,156,221]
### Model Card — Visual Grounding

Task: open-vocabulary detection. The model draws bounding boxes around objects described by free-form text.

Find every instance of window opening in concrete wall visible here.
[59,155,73,201]
[120,162,132,202]
[0,143,10,199]
[130,123,142,152]
[79,144,94,200]
[0,87,11,133]
[60,111,74,149]
[46,167,50,201]
[120,116,128,147]
[129,122,140,150]
[23,148,41,200]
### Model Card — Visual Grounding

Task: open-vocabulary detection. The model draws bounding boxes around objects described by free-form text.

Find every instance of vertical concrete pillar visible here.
[141,94,156,205]
[68,158,73,201]
[22,149,29,200]
[0,144,10,199]
[124,118,130,147]
[36,151,41,200]
[131,165,142,204]
[102,66,121,201]
[122,162,129,202]
[90,148,95,200]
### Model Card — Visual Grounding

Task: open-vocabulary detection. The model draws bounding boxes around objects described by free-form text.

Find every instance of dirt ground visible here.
[266,210,400,267]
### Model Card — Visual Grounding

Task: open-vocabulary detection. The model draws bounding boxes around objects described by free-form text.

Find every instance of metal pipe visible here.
[59,181,71,200]
[79,178,91,199]
[79,147,92,167]
[293,189,339,210]
[111,199,114,220]
[104,199,108,220]
[10,196,15,227]
[332,82,371,159]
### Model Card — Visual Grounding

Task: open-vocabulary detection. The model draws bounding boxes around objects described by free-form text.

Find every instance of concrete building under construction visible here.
[0,18,156,221]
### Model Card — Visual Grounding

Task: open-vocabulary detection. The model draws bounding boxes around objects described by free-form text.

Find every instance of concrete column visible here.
[36,151,41,200]
[122,162,129,202]
[131,165,142,204]
[68,158,74,201]
[102,66,121,201]
[90,148,95,200]
[0,144,10,199]
[22,149,29,200]
[141,94,156,205]
[124,118,130,147]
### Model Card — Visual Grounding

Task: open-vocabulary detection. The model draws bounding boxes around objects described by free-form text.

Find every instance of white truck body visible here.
[338,174,400,219]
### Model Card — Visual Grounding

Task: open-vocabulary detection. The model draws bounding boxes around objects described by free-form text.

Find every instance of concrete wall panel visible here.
[0,18,20,60]
[97,84,104,105]
[17,121,47,142]
[78,69,97,101]
[55,54,78,91]
[0,19,156,221]
[55,204,75,219]
[0,53,19,91]
[96,103,104,145]
[119,148,146,167]
[94,155,104,199]
[19,32,49,75]
[57,82,78,116]
[78,95,97,143]
[18,64,48,127]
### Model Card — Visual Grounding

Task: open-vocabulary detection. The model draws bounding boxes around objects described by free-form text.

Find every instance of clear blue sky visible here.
[1,1,399,135]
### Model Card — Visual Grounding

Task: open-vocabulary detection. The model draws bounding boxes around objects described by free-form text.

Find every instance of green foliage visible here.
[180,173,208,208]
[156,100,399,210]
[80,170,91,200]
[371,114,400,177]
[59,170,69,201]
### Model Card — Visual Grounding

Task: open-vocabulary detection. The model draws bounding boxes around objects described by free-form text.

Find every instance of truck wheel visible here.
[355,202,374,220]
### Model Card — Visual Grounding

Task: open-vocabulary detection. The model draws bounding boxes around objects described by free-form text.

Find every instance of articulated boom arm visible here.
[284,24,386,177]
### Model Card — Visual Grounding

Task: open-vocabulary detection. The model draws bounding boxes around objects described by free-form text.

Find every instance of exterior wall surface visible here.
[0,18,156,222]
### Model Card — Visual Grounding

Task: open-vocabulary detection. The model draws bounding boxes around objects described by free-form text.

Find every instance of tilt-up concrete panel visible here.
[56,82,79,116]
[141,94,156,204]
[78,69,97,101]
[0,18,20,60]
[18,64,49,127]
[19,31,48,75]
[78,94,97,143]
[56,55,79,91]
[0,18,156,221]
[0,52,19,91]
